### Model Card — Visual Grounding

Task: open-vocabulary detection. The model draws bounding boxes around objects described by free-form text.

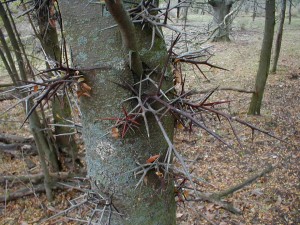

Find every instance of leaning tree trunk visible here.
[0,3,59,200]
[34,0,78,170]
[59,0,176,224]
[208,0,234,42]
[271,0,286,73]
[0,2,59,172]
[248,0,275,115]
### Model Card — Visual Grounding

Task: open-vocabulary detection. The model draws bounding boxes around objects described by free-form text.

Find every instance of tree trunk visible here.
[288,0,292,24]
[0,2,60,200]
[0,2,59,171]
[271,0,286,73]
[35,0,61,62]
[59,1,176,224]
[252,0,257,21]
[33,0,78,170]
[208,0,234,42]
[248,0,275,115]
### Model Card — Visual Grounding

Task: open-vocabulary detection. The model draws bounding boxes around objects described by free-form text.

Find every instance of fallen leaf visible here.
[82,92,91,97]
[176,213,184,218]
[77,90,83,98]
[156,171,163,178]
[177,123,184,130]
[146,154,160,163]
[111,127,119,138]
[81,82,92,92]
[77,77,85,83]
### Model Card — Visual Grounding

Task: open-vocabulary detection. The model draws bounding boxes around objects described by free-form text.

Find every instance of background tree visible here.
[248,0,275,115]
[0,1,59,200]
[272,0,287,73]
[208,0,235,41]
[288,0,292,24]
[252,0,258,21]
[32,0,78,170]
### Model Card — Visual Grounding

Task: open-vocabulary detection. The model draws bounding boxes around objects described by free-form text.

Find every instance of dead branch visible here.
[0,133,37,155]
[0,171,85,185]
[192,87,255,94]
[0,173,44,184]
[0,171,87,202]
[211,164,274,199]
[0,83,14,88]
[186,165,274,214]
[189,192,242,214]
[0,184,46,202]
[0,142,37,156]
[0,85,15,101]
[0,133,34,144]
[0,94,14,101]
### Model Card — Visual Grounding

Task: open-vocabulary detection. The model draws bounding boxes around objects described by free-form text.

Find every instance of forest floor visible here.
[0,15,299,225]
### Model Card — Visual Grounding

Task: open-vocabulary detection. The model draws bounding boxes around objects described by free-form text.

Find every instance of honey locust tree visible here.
[59,0,176,224]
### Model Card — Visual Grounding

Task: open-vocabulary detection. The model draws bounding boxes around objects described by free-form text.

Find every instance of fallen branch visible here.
[189,192,242,214]
[0,133,34,144]
[187,165,274,214]
[0,171,85,185]
[0,83,14,88]
[0,142,37,156]
[192,87,255,94]
[211,164,274,200]
[0,172,87,202]
[0,85,15,101]
[0,184,46,202]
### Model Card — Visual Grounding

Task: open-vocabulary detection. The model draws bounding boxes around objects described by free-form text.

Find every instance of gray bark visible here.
[288,0,292,24]
[252,0,257,21]
[59,0,176,224]
[0,2,60,200]
[271,0,286,73]
[33,0,78,170]
[248,0,275,115]
[208,0,234,41]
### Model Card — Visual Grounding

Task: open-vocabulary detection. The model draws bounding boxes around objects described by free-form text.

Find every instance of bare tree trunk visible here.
[288,0,292,24]
[252,0,257,21]
[0,30,18,84]
[271,0,286,73]
[28,110,55,201]
[59,0,176,224]
[208,0,234,42]
[5,4,34,79]
[33,0,78,170]
[248,0,275,115]
[0,28,55,200]
[0,2,61,200]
